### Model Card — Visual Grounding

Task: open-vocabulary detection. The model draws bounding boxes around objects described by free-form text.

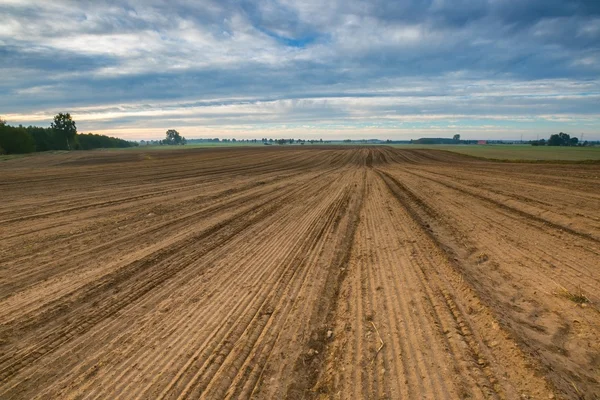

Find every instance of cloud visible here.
[0,0,598,139]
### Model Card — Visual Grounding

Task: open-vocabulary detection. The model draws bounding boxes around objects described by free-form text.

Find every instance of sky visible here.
[1,0,599,141]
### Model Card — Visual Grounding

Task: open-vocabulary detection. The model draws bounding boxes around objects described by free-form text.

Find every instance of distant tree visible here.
[26,126,60,151]
[453,134,461,141]
[530,138,546,146]
[559,132,570,145]
[548,134,561,146]
[77,133,138,149]
[548,132,574,146]
[163,129,186,145]
[0,124,36,154]
[51,113,77,150]
[0,118,7,154]
[569,136,579,146]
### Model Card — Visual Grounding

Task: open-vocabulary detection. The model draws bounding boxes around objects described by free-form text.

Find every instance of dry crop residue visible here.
[0,146,598,399]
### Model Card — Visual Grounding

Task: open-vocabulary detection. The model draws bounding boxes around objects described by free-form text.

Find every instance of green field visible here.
[390,144,600,161]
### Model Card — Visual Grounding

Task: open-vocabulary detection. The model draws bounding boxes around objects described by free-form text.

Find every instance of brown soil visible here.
[0,146,598,399]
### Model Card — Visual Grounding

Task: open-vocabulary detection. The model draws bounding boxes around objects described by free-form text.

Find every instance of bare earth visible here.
[0,147,598,399]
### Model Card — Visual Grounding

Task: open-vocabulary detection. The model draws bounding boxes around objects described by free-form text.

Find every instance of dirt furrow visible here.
[1,146,598,399]
[380,166,600,398]
[406,168,600,245]
[0,167,321,306]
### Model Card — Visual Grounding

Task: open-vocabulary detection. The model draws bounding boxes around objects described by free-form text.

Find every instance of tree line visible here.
[0,113,138,155]
[530,132,590,146]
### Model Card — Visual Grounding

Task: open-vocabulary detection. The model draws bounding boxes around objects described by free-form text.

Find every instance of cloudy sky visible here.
[1,0,599,140]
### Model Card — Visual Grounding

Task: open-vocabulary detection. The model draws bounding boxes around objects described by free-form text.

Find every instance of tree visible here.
[530,138,546,146]
[77,133,138,149]
[163,129,186,145]
[0,117,7,154]
[548,132,575,146]
[51,113,77,150]
[0,124,36,154]
[548,134,561,146]
[453,134,461,142]
[26,126,60,151]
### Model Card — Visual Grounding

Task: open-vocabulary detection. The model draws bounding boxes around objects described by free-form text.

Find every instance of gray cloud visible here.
[0,0,598,139]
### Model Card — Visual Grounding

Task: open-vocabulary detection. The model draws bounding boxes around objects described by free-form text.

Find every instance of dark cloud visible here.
[0,45,115,72]
[240,0,317,39]
[363,0,489,27]
[492,0,600,25]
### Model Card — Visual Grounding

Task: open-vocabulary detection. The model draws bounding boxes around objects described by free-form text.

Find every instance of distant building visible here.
[477,140,487,145]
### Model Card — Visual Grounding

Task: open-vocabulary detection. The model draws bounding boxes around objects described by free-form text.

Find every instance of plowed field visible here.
[1,147,598,399]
